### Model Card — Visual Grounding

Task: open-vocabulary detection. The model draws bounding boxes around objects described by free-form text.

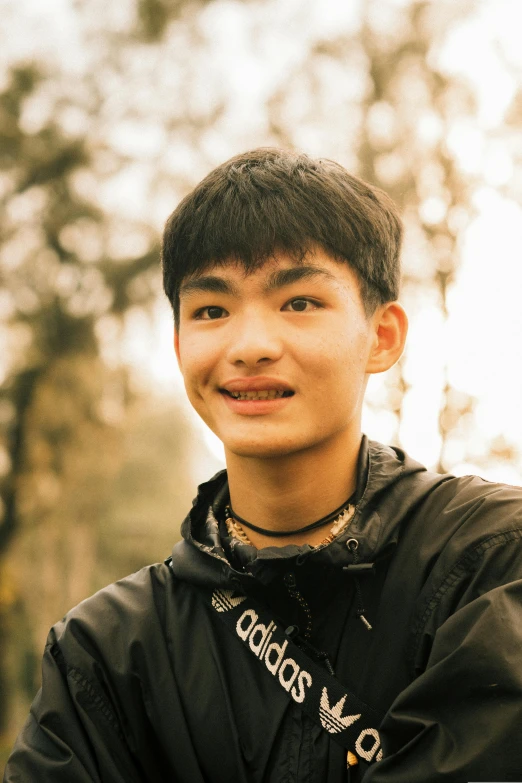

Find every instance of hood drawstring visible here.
[343,539,374,631]
[283,572,335,675]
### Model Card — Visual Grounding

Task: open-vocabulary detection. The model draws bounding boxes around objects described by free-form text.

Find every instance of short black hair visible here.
[162,147,402,324]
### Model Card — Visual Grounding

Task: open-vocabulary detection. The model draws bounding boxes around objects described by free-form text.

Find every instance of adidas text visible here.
[236,609,312,703]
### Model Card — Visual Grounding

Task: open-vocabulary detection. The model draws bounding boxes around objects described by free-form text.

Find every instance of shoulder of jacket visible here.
[420,472,522,542]
[47,562,174,656]
[413,473,522,597]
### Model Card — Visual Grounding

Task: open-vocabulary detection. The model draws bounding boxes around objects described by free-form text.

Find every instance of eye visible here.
[283,298,320,313]
[194,306,228,320]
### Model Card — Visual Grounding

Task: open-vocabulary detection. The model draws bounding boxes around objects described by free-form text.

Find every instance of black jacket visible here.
[5,438,522,782]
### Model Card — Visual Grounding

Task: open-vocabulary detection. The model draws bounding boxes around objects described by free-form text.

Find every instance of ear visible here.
[365,302,408,375]
[174,328,182,370]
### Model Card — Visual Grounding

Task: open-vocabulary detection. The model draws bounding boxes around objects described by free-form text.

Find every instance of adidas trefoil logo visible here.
[319,687,361,734]
[212,588,247,613]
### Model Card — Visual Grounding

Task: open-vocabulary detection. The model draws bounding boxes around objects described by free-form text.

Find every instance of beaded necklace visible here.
[225,503,356,548]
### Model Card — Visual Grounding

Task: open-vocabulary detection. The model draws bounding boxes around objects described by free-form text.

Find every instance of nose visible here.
[226,310,283,367]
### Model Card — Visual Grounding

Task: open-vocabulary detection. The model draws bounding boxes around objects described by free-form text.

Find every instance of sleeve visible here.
[3,635,143,783]
[363,579,522,782]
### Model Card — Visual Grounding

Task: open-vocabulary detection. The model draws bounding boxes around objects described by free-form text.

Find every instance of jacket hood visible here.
[169,436,447,590]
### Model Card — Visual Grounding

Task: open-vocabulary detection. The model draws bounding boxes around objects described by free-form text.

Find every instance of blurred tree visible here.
[0,59,158,740]
[357,0,478,473]
[0,54,176,748]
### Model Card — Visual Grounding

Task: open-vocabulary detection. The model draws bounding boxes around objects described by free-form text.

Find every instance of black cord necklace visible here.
[225,493,355,538]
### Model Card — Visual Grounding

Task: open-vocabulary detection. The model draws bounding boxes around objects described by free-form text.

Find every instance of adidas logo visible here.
[211,589,247,612]
[319,688,382,761]
[319,689,360,733]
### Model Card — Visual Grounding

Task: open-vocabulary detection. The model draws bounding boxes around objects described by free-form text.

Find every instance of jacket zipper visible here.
[283,572,335,676]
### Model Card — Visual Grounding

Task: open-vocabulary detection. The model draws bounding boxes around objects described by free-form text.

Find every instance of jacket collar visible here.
[170,436,432,588]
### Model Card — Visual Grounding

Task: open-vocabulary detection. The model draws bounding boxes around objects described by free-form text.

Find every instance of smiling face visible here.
[175,249,405,463]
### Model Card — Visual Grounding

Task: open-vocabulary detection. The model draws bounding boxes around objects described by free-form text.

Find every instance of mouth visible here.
[221,389,294,401]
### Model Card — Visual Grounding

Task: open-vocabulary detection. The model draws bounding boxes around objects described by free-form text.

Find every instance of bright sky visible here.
[3,0,522,484]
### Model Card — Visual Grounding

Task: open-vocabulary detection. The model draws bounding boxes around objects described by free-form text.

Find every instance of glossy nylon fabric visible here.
[5,438,522,782]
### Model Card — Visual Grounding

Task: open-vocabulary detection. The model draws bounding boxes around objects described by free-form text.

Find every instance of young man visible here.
[5,148,522,782]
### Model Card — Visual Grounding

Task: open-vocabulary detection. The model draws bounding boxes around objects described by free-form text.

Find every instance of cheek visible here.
[313,330,365,372]
[178,338,213,382]
[310,336,370,403]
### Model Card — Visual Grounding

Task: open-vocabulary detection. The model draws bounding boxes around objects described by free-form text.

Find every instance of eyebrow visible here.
[179,264,337,298]
[263,265,337,291]
[179,276,240,298]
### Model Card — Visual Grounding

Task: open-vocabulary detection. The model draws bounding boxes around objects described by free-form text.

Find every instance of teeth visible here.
[228,390,287,400]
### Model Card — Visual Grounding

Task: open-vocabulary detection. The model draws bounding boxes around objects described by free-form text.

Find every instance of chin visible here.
[224,437,315,460]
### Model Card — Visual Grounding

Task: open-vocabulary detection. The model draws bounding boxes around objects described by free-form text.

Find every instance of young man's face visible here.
[175,248,385,461]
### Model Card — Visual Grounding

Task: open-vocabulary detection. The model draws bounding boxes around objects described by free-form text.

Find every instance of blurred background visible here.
[1,0,522,761]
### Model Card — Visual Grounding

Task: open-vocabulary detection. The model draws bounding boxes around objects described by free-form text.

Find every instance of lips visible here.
[225,389,291,400]
[219,377,295,405]
[220,377,294,397]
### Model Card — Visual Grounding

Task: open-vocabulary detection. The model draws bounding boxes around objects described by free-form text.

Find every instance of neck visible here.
[225,432,362,548]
